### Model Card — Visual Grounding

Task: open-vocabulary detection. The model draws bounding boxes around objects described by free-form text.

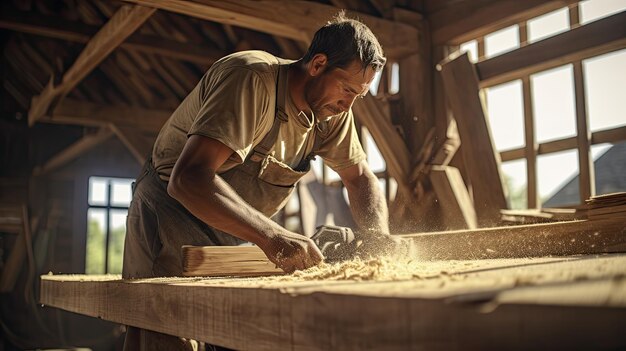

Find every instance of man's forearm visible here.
[167,167,283,248]
[345,171,390,235]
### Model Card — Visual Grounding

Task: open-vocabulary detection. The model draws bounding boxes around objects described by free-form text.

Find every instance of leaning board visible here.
[41,254,626,350]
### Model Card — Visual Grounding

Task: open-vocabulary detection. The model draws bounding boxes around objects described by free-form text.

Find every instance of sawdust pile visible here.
[270,256,478,282]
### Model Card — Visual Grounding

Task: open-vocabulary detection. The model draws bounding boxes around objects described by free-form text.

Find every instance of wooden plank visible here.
[42,98,172,133]
[352,95,412,197]
[109,124,155,165]
[573,60,595,203]
[429,166,477,230]
[182,245,283,277]
[430,0,577,45]
[0,10,218,65]
[406,218,626,260]
[476,11,626,87]
[499,125,626,162]
[28,5,155,126]
[439,53,507,225]
[41,255,626,349]
[123,0,419,59]
[183,218,626,275]
[32,128,114,176]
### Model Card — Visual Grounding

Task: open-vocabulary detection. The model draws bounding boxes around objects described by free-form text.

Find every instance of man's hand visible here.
[260,231,324,273]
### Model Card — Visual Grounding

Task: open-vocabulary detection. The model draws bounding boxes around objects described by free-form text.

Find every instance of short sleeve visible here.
[316,109,367,171]
[188,67,270,164]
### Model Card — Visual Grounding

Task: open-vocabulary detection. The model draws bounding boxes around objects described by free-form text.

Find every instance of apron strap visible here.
[249,64,289,162]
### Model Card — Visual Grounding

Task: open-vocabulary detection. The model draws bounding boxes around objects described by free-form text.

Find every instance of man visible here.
[123,12,390,350]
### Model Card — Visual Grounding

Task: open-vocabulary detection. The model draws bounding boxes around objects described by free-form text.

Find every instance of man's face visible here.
[305,59,377,120]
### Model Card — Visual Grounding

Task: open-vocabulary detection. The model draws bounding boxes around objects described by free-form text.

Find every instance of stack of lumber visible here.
[586,192,626,220]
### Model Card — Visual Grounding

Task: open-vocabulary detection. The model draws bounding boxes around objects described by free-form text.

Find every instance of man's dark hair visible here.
[302,11,386,73]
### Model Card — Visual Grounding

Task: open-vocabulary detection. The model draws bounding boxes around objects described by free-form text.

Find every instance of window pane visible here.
[592,142,626,196]
[88,177,108,206]
[369,70,383,96]
[86,208,107,274]
[389,62,400,94]
[501,159,527,210]
[107,209,127,274]
[111,178,133,207]
[528,8,569,43]
[580,0,626,24]
[485,25,519,58]
[538,150,579,207]
[460,40,478,62]
[284,190,300,214]
[583,49,626,132]
[485,80,525,151]
[362,128,386,173]
[531,65,577,143]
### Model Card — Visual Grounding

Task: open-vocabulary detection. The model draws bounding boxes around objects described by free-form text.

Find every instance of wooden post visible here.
[439,53,507,226]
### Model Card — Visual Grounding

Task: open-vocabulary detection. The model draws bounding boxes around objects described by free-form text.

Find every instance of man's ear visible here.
[307,53,328,77]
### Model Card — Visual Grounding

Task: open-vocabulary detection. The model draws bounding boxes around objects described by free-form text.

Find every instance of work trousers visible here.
[122,159,240,350]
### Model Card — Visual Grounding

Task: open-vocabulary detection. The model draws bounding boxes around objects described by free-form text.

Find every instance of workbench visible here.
[41,254,626,350]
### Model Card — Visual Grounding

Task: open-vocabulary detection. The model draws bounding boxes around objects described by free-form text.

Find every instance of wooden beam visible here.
[0,10,221,65]
[183,216,625,275]
[499,125,626,162]
[41,256,626,349]
[429,166,477,230]
[439,53,507,226]
[476,11,626,87]
[407,218,626,260]
[109,124,156,165]
[32,128,113,176]
[28,5,155,126]
[430,0,578,45]
[352,96,412,196]
[123,0,419,59]
[41,99,172,134]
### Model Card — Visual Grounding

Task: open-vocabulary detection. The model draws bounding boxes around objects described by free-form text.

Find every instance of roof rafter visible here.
[123,0,419,59]
[27,5,156,126]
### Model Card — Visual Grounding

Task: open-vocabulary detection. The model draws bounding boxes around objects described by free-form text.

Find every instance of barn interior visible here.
[1,0,625,350]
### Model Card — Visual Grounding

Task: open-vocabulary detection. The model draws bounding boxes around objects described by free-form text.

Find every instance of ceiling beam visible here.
[0,10,221,65]
[430,0,578,45]
[27,5,155,126]
[41,98,171,134]
[32,128,114,176]
[123,0,419,59]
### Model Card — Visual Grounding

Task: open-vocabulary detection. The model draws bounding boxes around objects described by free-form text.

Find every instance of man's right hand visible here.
[260,231,324,273]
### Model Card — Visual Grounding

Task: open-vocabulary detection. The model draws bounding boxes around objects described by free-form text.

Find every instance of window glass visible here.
[111,178,133,207]
[583,49,626,132]
[88,177,108,206]
[501,159,528,209]
[107,209,127,274]
[528,8,570,43]
[538,150,579,206]
[86,208,106,274]
[485,25,519,58]
[591,142,626,196]
[580,0,626,24]
[362,127,386,173]
[531,65,577,143]
[485,80,525,151]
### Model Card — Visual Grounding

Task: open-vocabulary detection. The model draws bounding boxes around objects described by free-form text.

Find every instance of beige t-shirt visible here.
[152,50,366,181]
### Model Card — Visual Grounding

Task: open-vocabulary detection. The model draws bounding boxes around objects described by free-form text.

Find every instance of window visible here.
[531,65,577,143]
[580,0,626,24]
[86,176,134,274]
[485,80,525,151]
[527,8,570,43]
[583,49,626,132]
[485,25,519,58]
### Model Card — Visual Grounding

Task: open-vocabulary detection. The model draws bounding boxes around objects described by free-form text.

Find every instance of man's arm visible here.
[167,135,323,273]
[337,160,390,235]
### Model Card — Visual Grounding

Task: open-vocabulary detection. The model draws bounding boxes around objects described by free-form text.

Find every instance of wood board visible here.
[41,254,626,350]
[183,218,626,277]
